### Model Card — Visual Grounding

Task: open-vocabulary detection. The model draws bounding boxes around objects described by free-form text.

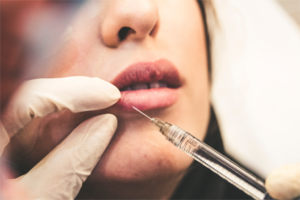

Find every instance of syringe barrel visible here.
[161,123,271,200]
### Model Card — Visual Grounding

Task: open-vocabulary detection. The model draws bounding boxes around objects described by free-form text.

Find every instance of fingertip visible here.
[265,175,280,199]
[96,113,118,131]
[61,76,121,112]
[85,114,118,138]
[107,84,121,103]
[266,165,300,200]
[97,77,121,94]
[92,77,121,106]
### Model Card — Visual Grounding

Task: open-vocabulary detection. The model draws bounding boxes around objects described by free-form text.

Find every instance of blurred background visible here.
[276,0,300,26]
[210,0,300,178]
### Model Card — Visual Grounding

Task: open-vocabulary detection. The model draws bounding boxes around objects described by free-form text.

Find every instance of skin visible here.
[6,0,210,199]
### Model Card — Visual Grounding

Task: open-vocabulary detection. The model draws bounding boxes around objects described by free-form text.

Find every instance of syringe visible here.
[132,106,276,200]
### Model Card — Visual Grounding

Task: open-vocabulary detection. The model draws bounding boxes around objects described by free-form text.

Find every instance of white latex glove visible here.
[0,76,120,199]
[266,164,300,200]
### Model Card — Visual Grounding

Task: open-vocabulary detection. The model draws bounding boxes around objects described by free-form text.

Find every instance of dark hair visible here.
[197,0,212,82]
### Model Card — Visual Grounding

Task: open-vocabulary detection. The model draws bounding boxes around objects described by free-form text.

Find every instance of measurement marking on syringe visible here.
[194,154,264,200]
[181,138,198,155]
[170,127,264,199]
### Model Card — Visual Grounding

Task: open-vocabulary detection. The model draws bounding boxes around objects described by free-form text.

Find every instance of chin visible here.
[87,116,194,183]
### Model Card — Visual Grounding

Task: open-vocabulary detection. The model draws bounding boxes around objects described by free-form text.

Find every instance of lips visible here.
[112,59,181,111]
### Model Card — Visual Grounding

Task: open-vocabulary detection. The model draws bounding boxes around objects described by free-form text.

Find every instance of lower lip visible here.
[115,88,179,111]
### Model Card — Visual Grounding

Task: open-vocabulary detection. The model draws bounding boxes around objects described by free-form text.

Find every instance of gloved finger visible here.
[0,121,10,155]
[17,114,117,200]
[2,76,120,137]
[266,163,300,200]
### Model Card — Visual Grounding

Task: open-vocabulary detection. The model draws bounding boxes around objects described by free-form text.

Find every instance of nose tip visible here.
[101,0,159,47]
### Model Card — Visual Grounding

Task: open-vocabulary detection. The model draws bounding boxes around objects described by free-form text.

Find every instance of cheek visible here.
[46,40,80,77]
[165,2,209,140]
[46,31,98,78]
[156,0,209,109]
[157,0,206,59]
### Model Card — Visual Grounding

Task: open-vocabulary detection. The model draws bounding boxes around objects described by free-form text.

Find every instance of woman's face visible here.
[8,0,209,198]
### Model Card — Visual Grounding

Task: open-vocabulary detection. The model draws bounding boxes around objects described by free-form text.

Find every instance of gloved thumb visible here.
[2,76,120,138]
[266,163,300,200]
[16,114,117,200]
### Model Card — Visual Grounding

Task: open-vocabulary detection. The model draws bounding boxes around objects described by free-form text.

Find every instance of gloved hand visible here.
[0,76,120,199]
[266,164,300,200]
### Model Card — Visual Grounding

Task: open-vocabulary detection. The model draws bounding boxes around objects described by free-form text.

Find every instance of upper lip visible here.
[112,59,182,90]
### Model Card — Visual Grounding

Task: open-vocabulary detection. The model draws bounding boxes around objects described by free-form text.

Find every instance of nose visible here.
[101,0,159,47]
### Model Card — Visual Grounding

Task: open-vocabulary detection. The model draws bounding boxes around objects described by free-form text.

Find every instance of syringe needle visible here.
[132,106,152,120]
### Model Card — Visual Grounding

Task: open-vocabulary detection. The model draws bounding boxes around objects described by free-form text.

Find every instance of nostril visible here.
[118,27,135,41]
[149,21,159,37]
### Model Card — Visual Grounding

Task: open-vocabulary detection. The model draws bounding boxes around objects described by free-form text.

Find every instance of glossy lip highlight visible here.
[112,59,181,111]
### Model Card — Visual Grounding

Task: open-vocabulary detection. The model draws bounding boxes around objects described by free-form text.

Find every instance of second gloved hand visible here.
[266,164,300,200]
